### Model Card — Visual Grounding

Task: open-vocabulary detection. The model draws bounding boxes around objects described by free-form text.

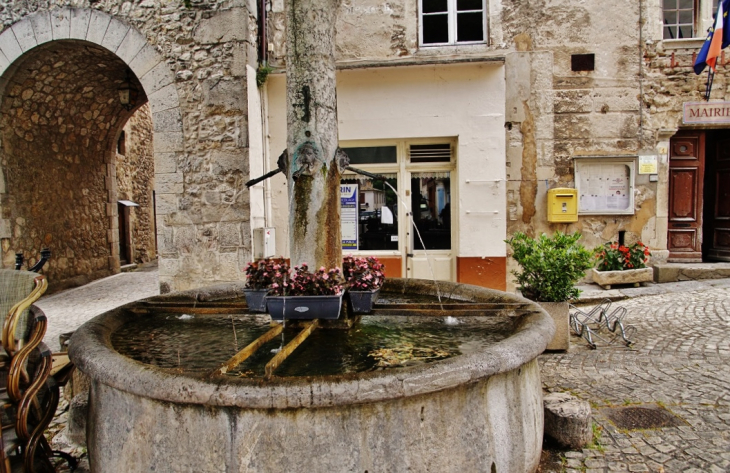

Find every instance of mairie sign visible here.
[683,101,730,124]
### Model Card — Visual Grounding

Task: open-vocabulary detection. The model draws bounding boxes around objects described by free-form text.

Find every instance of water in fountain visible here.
[112,308,514,377]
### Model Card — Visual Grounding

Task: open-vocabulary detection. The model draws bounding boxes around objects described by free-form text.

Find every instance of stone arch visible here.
[0,7,182,289]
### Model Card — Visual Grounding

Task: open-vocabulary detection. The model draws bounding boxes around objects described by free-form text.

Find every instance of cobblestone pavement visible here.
[32,268,730,472]
[540,278,730,473]
[36,262,160,351]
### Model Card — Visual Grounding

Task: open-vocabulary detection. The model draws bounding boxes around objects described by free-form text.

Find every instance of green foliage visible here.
[595,241,651,271]
[506,231,595,302]
[256,63,274,87]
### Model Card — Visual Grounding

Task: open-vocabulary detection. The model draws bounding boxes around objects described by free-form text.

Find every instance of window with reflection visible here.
[420,0,486,46]
[341,176,399,251]
[411,173,451,250]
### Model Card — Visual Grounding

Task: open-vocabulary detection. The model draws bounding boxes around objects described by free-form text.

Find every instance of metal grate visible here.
[601,405,685,430]
[408,144,452,163]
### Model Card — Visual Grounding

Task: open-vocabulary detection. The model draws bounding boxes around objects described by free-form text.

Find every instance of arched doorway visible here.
[0,38,153,290]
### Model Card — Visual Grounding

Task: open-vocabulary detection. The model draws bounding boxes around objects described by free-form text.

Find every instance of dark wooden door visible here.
[118,202,131,265]
[668,131,705,262]
[705,134,730,261]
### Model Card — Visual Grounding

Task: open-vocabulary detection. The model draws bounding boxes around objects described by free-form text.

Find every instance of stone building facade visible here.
[0,0,726,292]
[0,1,258,292]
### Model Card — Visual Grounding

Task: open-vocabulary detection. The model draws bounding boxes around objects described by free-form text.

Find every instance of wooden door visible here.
[667,132,705,262]
[705,135,730,261]
[118,202,131,265]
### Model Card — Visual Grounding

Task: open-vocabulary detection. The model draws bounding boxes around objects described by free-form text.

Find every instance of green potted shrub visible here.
[592,241,653,289]
[506,231,594,350]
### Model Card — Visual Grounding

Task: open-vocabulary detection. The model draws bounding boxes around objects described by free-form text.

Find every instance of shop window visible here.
[340,141,455,253]
[663,0,719,39]
[420,0,486,46]
[341,177,399,251]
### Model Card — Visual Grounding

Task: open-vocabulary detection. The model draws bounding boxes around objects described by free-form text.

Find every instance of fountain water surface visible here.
[69,277,554,473]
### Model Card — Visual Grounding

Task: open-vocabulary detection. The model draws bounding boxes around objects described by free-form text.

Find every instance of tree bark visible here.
[285,0,343,270]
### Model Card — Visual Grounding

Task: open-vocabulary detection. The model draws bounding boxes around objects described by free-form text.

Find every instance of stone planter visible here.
[266,294,344,320]
[591,267,654,290]
[347,288,380,314]
[243,288,269,313]
[537,301,570,351]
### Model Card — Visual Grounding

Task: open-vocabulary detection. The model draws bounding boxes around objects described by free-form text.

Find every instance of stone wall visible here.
[0,1,259,292]
[0,40,125,288]
[115,103,155,265]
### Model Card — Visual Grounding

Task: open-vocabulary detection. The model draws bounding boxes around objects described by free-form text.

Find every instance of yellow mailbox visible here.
[547,188,578,222]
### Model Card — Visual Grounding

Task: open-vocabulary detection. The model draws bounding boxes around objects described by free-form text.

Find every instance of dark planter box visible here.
[267,294,343,320]
[348,288,380,314]
[243,288,269,313]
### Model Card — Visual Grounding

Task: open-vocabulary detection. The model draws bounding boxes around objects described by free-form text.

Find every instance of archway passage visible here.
[0,39,149,290]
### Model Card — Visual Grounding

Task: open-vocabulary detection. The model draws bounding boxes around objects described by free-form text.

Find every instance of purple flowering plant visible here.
[342,255,386,291]
[244,257,290,291]
[268,263,344,296]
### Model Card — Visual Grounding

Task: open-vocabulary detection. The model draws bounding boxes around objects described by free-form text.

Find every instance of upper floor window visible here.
[663,0,720,39]
[420,0,486,46]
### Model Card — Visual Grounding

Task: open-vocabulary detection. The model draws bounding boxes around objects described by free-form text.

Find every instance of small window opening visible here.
[117,131,126,155]
[571,54,595,72]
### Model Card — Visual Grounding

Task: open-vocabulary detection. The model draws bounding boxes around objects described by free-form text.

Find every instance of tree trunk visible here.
[285,0,343,270]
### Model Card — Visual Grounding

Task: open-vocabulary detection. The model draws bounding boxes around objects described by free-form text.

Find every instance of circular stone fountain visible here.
[69,278,554,473]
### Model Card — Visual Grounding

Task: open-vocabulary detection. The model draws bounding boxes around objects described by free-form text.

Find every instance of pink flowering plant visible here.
[268,263,344,296]
[244,257,290,291]
[595,241,651,271]
[342,255,386,291]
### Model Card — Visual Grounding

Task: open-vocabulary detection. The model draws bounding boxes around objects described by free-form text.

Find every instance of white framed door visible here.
[405,170,454,281]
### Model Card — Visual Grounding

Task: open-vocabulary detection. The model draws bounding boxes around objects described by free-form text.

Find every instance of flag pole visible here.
[705,68,715,101]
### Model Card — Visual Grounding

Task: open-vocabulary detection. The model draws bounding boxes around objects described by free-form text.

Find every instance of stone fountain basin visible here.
[69,278,554,473]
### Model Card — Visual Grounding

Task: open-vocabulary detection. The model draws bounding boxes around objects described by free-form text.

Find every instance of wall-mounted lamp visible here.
[118,70,139,111]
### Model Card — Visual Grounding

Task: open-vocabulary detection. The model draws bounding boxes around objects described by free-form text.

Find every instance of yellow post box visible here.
[547,188,578,222]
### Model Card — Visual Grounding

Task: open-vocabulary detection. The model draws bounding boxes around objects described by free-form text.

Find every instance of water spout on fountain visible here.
[383,181,444,311]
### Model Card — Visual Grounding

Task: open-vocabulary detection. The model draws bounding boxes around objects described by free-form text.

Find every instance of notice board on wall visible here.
[574,158,635,215]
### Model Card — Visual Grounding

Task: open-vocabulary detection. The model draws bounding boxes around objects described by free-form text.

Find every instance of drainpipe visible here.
[258,0,267,65]
[638,0,644,146]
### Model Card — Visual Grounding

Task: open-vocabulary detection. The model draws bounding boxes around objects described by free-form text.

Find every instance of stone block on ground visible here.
[543,392,592,449]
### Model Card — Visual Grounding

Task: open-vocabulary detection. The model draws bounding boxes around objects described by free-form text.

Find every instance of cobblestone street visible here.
[540,280,730,472]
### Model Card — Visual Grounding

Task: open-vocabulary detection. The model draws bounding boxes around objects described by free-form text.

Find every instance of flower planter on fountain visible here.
[242,288,269,313]
[347,288,380,314]
[266,263,345,320]
[343,255,384,314]
[267,293,344,320]
[243,257,289,313]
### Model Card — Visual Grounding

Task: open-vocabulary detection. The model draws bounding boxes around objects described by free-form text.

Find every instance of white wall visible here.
[266,62,506,258]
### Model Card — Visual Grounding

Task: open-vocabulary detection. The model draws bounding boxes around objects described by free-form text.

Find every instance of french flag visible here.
[707,0,726,71]
[694,0,730,74]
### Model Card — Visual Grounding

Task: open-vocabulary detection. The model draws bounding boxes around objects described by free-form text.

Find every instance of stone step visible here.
[653,262,730,283]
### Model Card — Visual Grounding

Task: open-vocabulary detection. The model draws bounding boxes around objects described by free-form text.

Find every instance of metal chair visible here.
[0,271,75,471]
